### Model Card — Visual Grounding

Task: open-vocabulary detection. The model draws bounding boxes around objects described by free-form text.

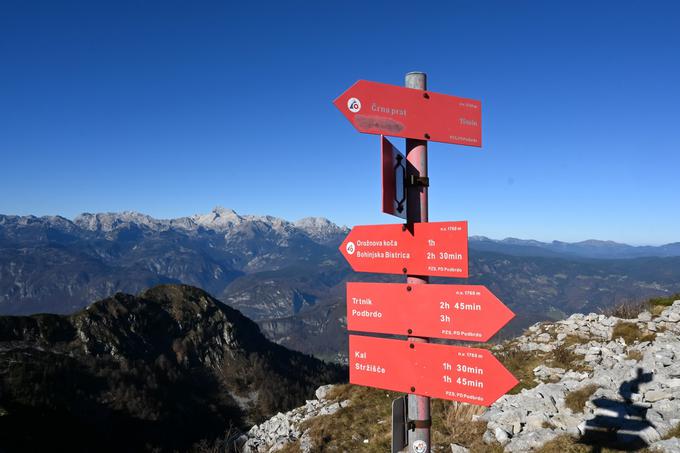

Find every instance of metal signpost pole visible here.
[405,71,430,453]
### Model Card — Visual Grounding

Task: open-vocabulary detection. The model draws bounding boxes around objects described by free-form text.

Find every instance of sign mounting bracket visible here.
[405,175,429,187]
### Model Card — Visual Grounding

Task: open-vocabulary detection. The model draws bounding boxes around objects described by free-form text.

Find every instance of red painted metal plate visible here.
[346,282,514,342]
[339,221,468,278]
[381,136,407,219]
[334,80,481,146]
[349,335,518,406]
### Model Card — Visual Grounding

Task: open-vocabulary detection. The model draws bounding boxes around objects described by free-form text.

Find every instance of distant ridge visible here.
[469,235,680,259]
[2,208,678,258]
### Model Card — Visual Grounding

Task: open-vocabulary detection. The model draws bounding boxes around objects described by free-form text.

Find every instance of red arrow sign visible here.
[339,221,468,278]
[346,283,514,342]
[334,80,481,146]
[349,335,518,406]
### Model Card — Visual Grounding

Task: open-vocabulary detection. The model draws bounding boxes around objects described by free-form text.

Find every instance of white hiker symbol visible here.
[347,97,361,113]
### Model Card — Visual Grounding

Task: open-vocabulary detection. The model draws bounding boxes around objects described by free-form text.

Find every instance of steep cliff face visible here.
[0,284,345,453]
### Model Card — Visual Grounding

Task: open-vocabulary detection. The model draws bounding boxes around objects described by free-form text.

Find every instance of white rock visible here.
[601,316,618,327]
[493,427,510,445]
[646,390,673,402]
[638,311,653,322]
[649,437,680,452]
[450,443,470,453]
[551,413,582,431]
[299,430,314,453]
[315,384,334,401]
[525,413,549,431]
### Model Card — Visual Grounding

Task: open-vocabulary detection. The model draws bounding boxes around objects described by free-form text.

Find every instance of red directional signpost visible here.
[334,73,513,453]
[346,283,514,342]
[349,335,518,407]
[339,221,468,278]
[334,80,482,146]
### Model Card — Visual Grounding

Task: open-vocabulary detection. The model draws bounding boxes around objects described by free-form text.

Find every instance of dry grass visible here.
[300,384,392,452]
[603,293,680,320]
[611,322,656,344]
[647,293,680,308]
[561,334,590,347]
[646,293,678,318]
[603,301,648,319]
[325,382,355,401]
[295,384,502,452]
[662,422,680,440]
[438,400,487,425]
[626,349,643,361]
[442,420,503,453]
[431,399,503,453]
[496,346,543,394]
[535,434,605,453]
[564,384,599,413]
[549,343,584,371]
[431,399,490,450]
[276,441,301,453]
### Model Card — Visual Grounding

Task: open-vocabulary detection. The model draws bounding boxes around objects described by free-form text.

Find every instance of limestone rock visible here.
[650,437,680,452]
[450,444,470,453]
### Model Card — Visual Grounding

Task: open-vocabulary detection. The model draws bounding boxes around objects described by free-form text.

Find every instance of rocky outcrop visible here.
[239,384,350,453]
[241,300,680,452]
[480,300,680,451]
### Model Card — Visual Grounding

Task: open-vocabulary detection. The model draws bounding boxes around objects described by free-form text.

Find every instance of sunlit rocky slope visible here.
[239,295,680,452]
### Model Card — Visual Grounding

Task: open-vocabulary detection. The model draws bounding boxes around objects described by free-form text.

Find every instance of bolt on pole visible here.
[405,71,431,453]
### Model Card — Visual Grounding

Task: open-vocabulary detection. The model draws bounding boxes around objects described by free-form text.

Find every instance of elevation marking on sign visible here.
[346,282,514,342]
[349,335,518,406]
[339,221,468,278]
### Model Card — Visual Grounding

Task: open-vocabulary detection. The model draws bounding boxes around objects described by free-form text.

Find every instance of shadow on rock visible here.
[581,368,656,452]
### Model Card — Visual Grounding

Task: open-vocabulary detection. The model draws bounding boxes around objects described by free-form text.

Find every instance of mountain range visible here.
[0,284,344,452]
[470,236,680,259]
[2,207,680,360]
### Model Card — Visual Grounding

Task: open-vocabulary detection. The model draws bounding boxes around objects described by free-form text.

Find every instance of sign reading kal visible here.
[339,221,468,278]
[349,335,518,406]
[334,80,482,146]
[346,282,514,342]
[382,136,406,219]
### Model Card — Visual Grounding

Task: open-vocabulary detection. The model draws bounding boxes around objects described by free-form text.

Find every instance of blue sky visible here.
[1,1,679,244]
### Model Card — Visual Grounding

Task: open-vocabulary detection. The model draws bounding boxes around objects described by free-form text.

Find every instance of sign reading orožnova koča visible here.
[339,221,468,278]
